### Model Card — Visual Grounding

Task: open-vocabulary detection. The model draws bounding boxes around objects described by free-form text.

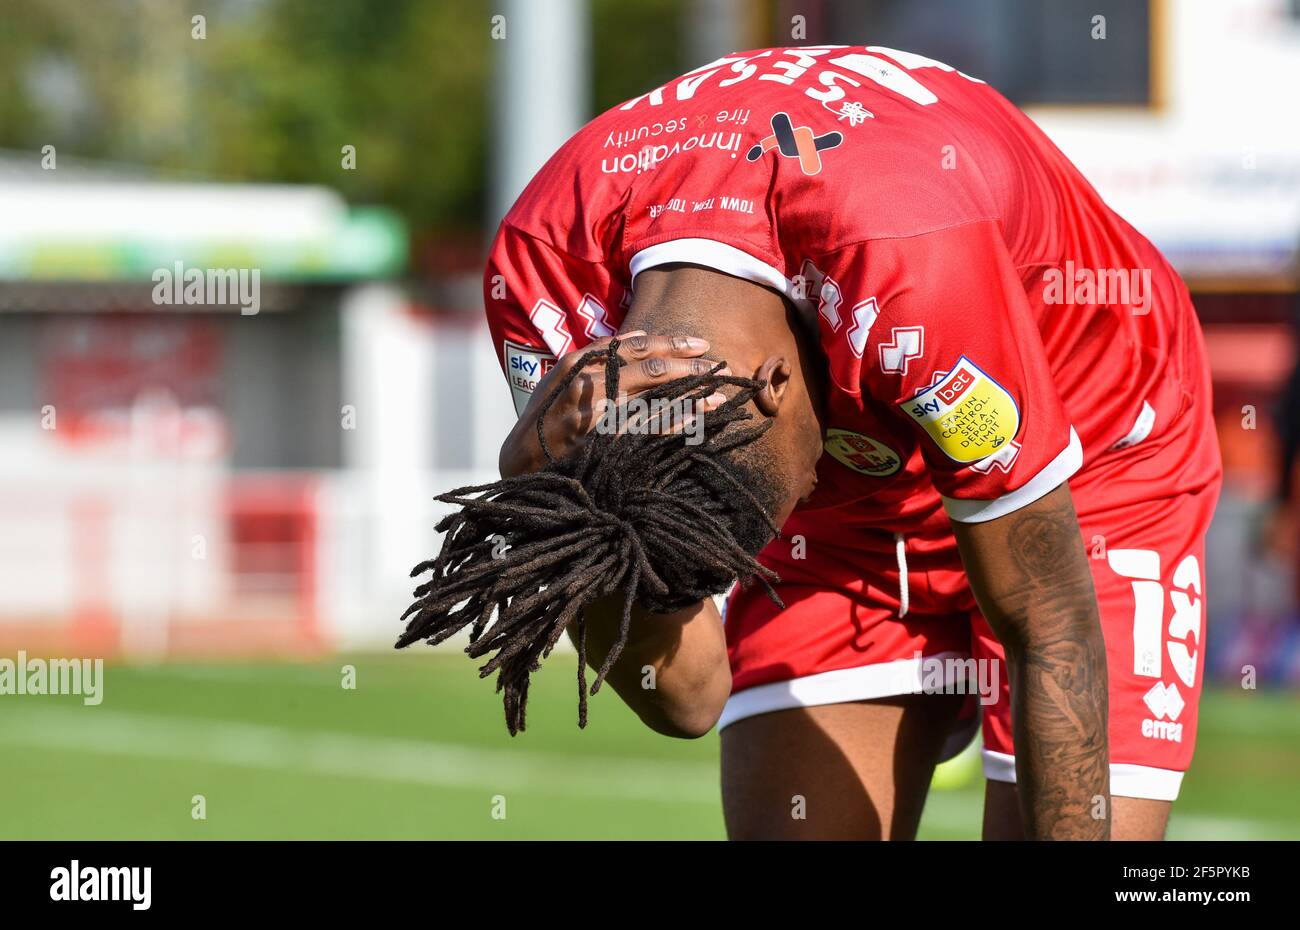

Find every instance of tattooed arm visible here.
[952,483,1111,840]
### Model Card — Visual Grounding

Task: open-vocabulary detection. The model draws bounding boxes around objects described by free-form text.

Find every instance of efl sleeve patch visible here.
[504,339,557,417]
[899,356,1021,464]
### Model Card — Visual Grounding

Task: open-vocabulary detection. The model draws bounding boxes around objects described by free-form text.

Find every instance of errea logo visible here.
[1142,681,1185,742]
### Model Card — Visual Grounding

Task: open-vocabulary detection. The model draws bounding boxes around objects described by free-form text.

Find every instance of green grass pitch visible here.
[1,652,1297,839]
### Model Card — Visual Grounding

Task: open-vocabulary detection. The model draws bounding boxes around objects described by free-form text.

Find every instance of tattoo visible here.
[995,492,1110,839]
[1010,511,1077,579]
[1018,635,1110,838]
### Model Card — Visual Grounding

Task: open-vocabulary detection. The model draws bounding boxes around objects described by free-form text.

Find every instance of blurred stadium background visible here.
[1,0,1299,839]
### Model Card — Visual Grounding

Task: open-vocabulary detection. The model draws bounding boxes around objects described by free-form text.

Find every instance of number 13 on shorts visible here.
[1107,549,1202,688]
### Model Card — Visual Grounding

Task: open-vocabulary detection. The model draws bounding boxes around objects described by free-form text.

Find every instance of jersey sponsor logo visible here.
[878,325,924,374]
[603,117,690,150]
[745,112,842,176]
[823,428,901,477]
[935,367,975,405]
[601,131,745,174]
[901,356,1020,464]
[504,339,557,417]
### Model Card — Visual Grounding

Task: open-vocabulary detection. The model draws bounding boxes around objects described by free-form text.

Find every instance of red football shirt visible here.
[486,45,1197,528]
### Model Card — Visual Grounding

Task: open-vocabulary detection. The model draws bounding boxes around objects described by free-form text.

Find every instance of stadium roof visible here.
[1032,129,1300,291]
[0,151,407,284]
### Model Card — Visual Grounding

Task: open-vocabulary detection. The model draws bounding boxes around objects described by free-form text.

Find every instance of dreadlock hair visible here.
[395,337,786,735]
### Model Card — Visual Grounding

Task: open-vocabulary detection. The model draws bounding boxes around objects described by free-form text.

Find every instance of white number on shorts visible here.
[1107,549,1202,686]
[1167,554,1202,688]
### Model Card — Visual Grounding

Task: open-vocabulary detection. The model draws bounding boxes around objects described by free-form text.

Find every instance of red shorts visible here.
[722,369,1221,801]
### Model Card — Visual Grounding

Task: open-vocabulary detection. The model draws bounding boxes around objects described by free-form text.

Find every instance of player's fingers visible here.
[541,333,723,441]
[616,332,710,362]
[550,331,708,385]
[566,360,729,437]
[621,356,730,392]
[653,391,729,437]
[552,329,651,367]
[544,329,645,384]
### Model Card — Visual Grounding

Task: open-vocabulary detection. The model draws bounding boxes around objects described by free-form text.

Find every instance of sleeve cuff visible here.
[941,427,1083,524]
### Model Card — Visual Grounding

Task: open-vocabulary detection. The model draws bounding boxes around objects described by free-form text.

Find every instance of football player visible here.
[428,46,1221,840]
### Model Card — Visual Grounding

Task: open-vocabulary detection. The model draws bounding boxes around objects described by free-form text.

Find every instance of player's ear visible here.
[754,355,793,416]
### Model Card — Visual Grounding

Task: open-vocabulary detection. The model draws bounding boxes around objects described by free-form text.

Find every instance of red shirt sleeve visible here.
[484,223,626,416]
[833,220,1081,522]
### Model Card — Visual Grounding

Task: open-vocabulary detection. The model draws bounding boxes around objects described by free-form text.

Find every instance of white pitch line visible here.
[0,706,720,806]
[4,707,1289,839]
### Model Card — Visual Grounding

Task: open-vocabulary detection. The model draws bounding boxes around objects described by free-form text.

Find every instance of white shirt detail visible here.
[528,299,574,357]
[942,427,1082,523]
[846,297,880,357]
[878,325,924,374]
[1111,400,1156,450]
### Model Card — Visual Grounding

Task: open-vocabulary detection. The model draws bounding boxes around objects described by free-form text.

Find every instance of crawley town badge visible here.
[824,429,902,477]
[901,357,1020,464]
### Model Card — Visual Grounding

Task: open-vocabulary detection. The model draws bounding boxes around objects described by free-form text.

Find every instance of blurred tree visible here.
[0,0,490,237]
[590,0,686,112]
[0,0,704,241]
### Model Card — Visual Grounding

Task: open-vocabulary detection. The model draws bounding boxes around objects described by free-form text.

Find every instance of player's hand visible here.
[499,330,729,478]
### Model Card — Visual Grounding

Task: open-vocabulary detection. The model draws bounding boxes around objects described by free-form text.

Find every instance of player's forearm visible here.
[569,594,731,739]
[954,484,1111,839]
[1005,613,1110,839]
[998,498,1110,839]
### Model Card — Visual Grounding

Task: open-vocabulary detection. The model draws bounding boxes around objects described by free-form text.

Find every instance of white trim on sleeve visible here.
[942,427,1083,524]
[629,239,793,298]
[982,749,1185,801]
